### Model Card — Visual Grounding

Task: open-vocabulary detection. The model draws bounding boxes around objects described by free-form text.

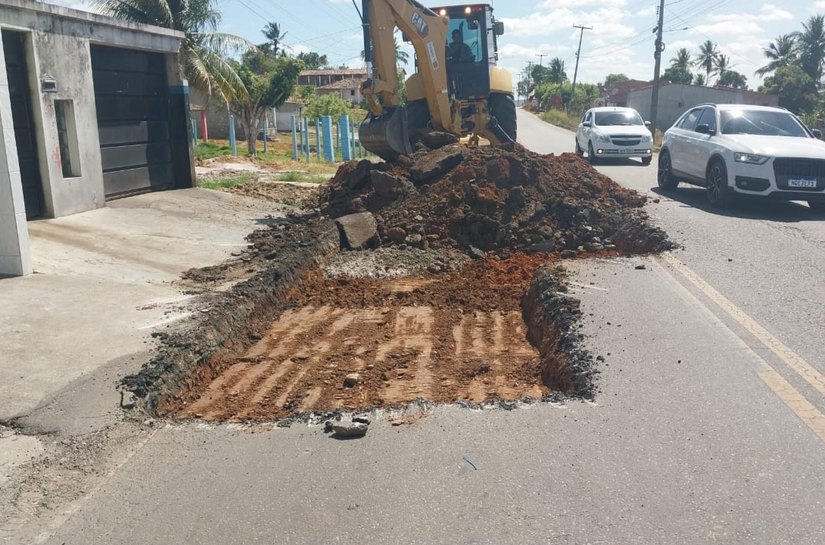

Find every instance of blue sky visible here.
[49,0,825,88]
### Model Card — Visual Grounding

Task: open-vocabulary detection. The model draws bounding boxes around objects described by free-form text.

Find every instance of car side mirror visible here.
[696,124,715,135]
[644,120,651,127]
[813,129,822,139]
[494,21,504,36]
[582,121,591,127]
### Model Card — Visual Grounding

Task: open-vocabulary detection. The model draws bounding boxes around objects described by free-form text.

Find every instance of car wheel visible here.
[641,156,652,166]
[588,142,599,165]
[706,159,734,208]
[808,200,825,212]
[575,138,583,156]
[488,93,517,142]
[657,151,678,189]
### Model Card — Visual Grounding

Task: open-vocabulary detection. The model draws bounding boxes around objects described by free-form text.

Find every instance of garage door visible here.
[90,45,173,198]
[2,31,45,218]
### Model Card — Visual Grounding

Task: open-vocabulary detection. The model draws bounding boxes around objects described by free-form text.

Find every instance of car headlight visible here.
[734,152,769,165]
[641,133,652,143]
[594,132,611,143]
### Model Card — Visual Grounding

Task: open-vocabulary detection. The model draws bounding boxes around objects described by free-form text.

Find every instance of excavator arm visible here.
[359,0,452,159]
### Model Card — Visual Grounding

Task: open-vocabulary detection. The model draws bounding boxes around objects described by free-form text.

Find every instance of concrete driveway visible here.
[0,188,283,428]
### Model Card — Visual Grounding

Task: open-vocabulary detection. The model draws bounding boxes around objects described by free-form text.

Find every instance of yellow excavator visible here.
[357,0,516,160]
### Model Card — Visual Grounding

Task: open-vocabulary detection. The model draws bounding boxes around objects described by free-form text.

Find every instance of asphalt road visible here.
[22,111,825,545]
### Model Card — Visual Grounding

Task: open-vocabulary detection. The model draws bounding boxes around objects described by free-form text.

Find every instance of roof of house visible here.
[300,68,368,77]
[317,78,365,91]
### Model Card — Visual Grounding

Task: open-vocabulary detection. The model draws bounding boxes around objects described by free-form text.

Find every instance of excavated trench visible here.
[124,144,672,422]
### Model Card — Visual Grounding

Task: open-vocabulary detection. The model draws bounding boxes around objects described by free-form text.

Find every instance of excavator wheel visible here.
[489,93,517,143]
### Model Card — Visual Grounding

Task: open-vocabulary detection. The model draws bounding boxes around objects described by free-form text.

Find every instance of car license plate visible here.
[788,177,817,188]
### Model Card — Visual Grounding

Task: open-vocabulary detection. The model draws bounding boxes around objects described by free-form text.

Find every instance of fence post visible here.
[200,110,208,143]
[291,115,298,160]
[262,117,268,154]
[303,117,310,162]
[315,119,321,163]
[321,116,335,162]
[339,115,352,161]
[350,119,357,160]
[191,118,198,149]
[228,115,237,156]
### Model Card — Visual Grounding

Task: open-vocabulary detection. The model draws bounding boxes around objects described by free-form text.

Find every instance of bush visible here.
[304,93,351,121]
[540,110,580,131]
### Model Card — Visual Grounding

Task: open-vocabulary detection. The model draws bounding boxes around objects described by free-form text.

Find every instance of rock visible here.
[332,421,369,438]
[371,171,409,199]
[386,227,407,243]
[427,264,442,274]
[468,246,486,260]
[635,264,647,270]
[410,145,464,183]
[417,130,459,149]
[528,240,556,253]
[343,373,361,388]
[353,415,371,425]
[324,420,335,433]
[335,212,378,250]
[347,197,366,213]
[584,242,605,252]
[560,249,578,258]
[406,233,423,248]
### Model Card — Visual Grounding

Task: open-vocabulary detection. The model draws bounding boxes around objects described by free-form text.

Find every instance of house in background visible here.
[0,0,194,276]
[298,68,367,88]
[602,79,653,108]
[625,83,779,130]
[316,78,364,106]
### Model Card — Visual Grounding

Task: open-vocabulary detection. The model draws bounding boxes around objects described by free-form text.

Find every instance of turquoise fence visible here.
[291,114,367,162]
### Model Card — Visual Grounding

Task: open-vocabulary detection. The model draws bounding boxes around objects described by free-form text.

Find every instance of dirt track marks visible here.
[178,304,544,421]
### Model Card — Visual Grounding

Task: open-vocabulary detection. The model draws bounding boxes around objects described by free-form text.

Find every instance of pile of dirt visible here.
[320,143,671,255]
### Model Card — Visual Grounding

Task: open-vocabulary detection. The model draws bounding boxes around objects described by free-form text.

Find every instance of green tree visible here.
[296,85,316,105]
[260,22,287,57]
[91,0,253,101]
[603,73,629,87]
[304,93,351,121]
[715,53,731,81]
[794,15,825,85]
[759,64,817,113]
[531,64,551,86]
[663,48,693,84]
[231,57,302,155]
[756,34,797,77]
[694,73,706,86]
[694,40,718,85]
[547,57,567,84]
[296,52,328,70]
[717,70,748,89]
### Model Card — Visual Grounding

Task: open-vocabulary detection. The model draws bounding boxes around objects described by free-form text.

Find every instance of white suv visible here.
[659,103,825,210]
[575,107,654,165]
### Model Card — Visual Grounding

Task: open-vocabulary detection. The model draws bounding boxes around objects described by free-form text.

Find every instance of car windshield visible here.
[720,110,808,137]
[594,111,644,126]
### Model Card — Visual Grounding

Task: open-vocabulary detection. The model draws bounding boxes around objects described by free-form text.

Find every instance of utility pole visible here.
[570,25,593,107]
[536,53,547,67]
[649,0,666,137]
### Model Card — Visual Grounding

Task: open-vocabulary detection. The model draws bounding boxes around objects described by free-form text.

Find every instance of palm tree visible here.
[670,48,692,71]
[547,57,567,84]
[756,34,797,77]
[694,73,706,86]
[794,15,825,85]
[91,0,253,101]
[715,54,731,81]
[261,22,287,57]
[694,40,718,85]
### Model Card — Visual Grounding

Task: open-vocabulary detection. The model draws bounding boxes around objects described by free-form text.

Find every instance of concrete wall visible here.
[0,0,184,276]
[191,86,300,139]
[627,84,780,131]
[0,33,31,276]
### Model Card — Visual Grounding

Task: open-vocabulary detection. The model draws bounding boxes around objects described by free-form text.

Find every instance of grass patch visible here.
[540,109,581,131]
[195,142,233,161]
[199,172,256,190]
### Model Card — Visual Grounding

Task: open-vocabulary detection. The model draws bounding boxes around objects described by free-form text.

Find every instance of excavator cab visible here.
[359,1,514,160]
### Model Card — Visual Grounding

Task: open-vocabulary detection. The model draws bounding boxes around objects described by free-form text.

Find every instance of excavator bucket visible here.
[359,106,413,161]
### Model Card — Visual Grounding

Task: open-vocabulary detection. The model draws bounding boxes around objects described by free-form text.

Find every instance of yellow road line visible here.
[759,369,825,444]
[661,253,825,398]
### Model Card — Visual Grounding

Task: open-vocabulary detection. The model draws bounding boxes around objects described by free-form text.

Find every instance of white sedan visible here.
[658,103,825,210]
[575,107,654,165]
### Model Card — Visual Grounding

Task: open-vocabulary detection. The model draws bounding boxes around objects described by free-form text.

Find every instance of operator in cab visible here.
[446,29,473,63]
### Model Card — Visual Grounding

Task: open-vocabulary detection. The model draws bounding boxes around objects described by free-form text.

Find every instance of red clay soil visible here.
[166,254,556,422]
